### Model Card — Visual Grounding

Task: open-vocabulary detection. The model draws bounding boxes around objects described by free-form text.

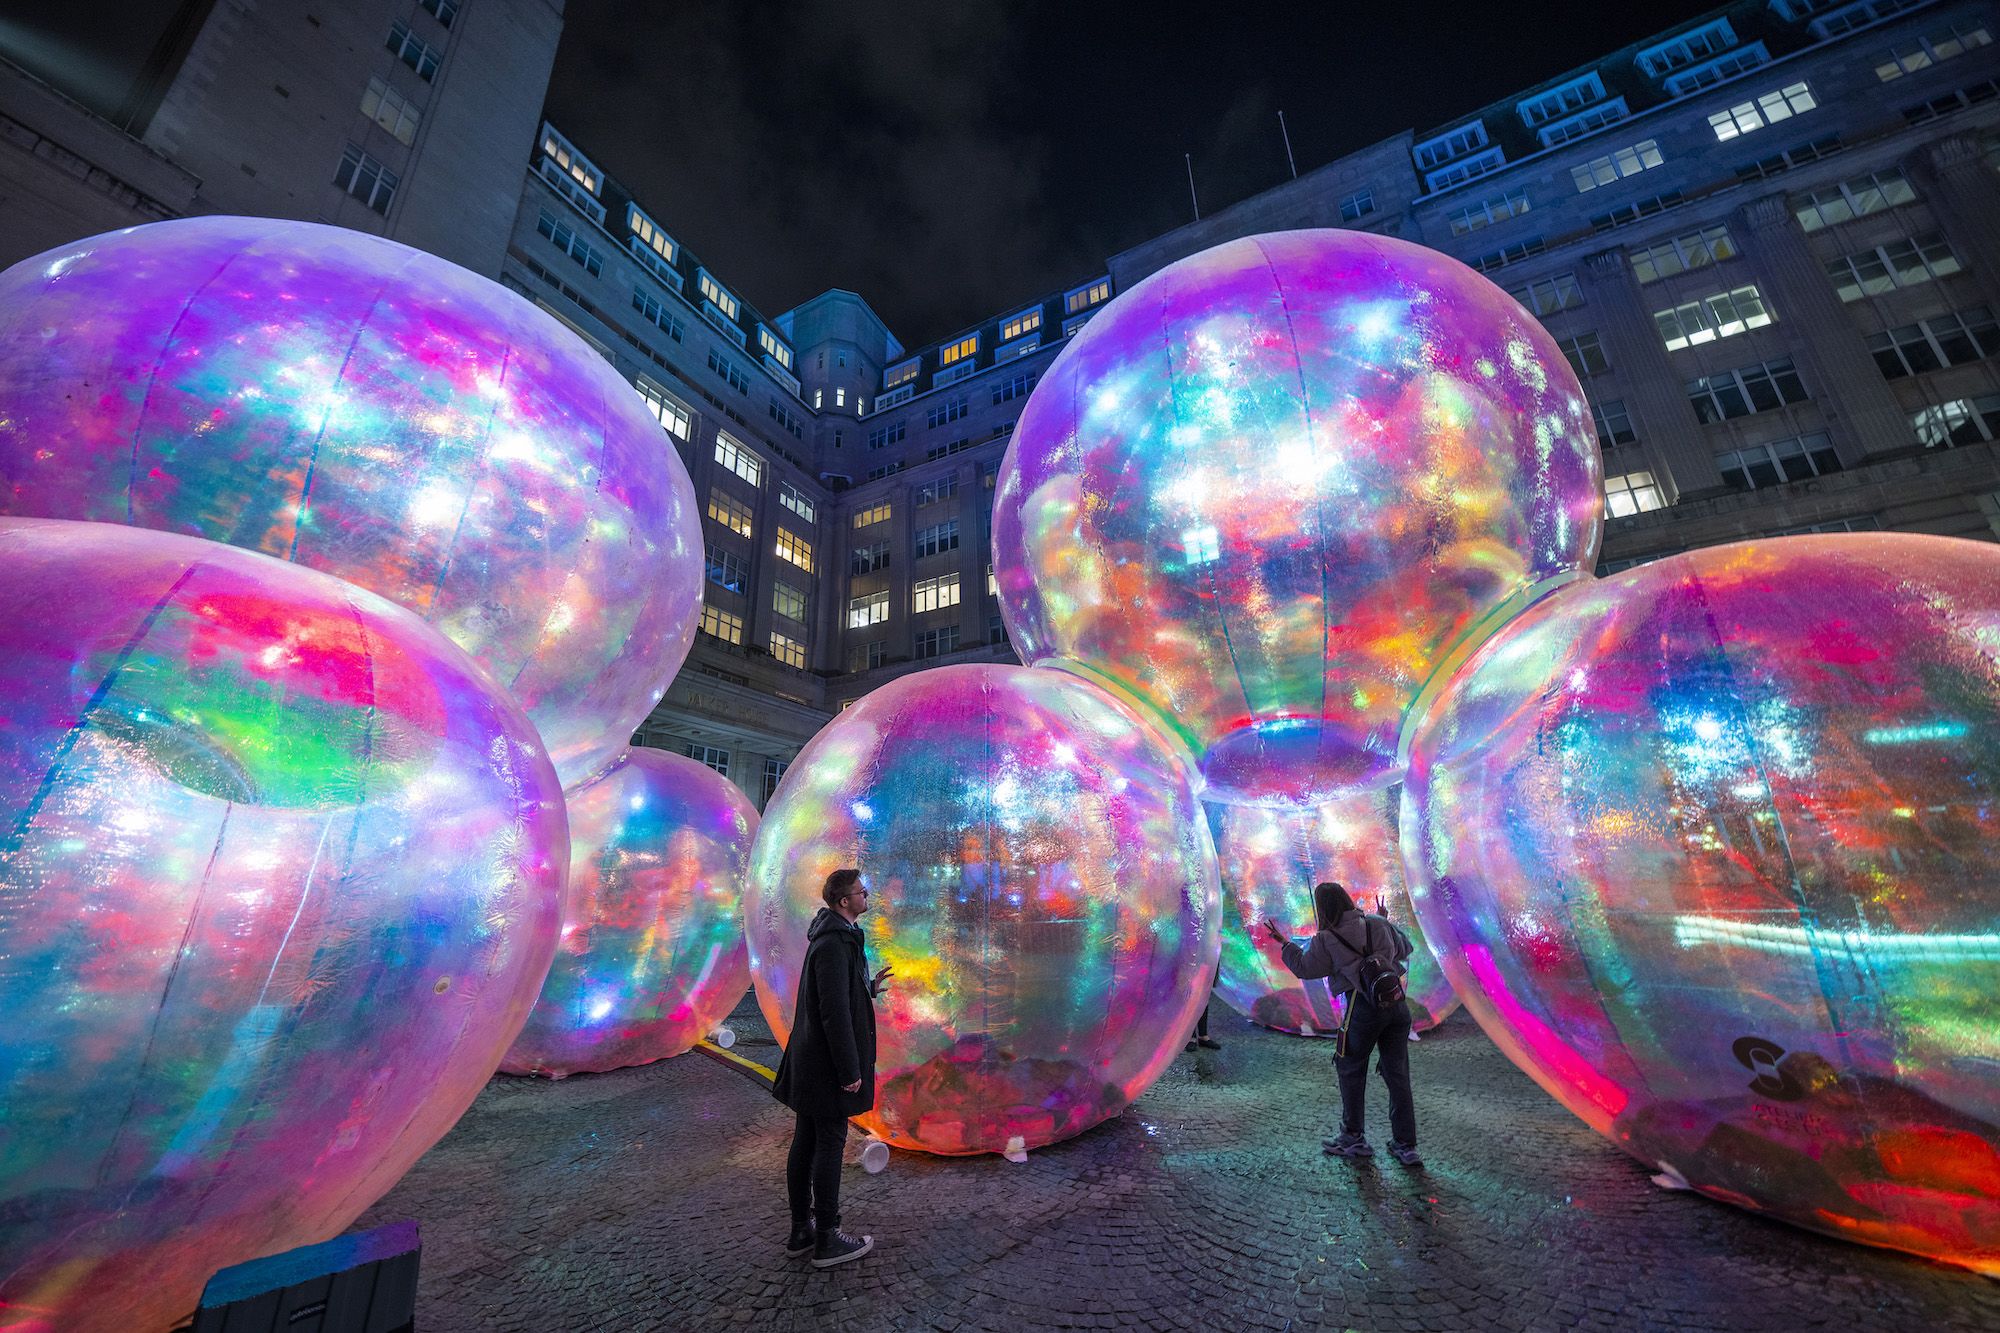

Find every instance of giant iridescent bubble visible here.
[1402,534,2000,1275]
[0,217,703,790]
[1209,790,1457,1035]
[993,229,1602,806]
[0,518,568,1332]
[503,747,755,1078]
[746,664,1220,1156]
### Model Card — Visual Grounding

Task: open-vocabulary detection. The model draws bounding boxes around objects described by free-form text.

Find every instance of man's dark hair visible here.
[1314,881,1358,932]
[822,867,862,908]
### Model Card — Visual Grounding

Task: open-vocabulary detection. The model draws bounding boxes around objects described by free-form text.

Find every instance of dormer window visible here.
[1064,278,1112,315]
[939,334,980,366]
[1414,120,1490,171]
[697,270,740,321]
[538,124,600,195]
[1001,307,1043,342]
[758,326,794,371]
[1517,73,1607,128]
[883,358,920,390]
[1636,18,1738,79]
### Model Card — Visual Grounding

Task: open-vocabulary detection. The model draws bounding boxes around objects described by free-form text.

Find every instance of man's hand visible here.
[1261,918,1288,946]
[842,1078,862,1092]
[869,965,894,997]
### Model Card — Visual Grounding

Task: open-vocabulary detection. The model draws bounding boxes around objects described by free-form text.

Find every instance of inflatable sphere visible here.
[0,216,703,789]
[0,518,568,1332]
[993,229,1602,806]
[1402,534,2000,1275]
[1209,791,1457,1035]
[746,664,1220,1156]
[503,747,755,1077]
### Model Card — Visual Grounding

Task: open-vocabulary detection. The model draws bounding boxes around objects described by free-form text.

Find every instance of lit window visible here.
[848,591,890,628]
[813,390,822,409]
[1001,308,1043,341]
[836,388,846,408]
[1571,139,1664,192]
[386,20,442,81]
[779,481,815,522]
[912,574,961,614]
[1604,470,1666,518]
[700,603,744,644]
[635,379,691,439]
[1707,82,1817,141]
[1629,226,1736,283]
[707,488,753,538]
[360,78,420,144]
[852,502,891,528]
[758,327,794,370]
[773,583,809,623]
[714,434,763,487]
[538,124,601,197]
[883,359,921,389]
[1653,285,1774,351]
[775,528,813,572]
[1825,235,1961,302]
[697,270,741,320]
[939,335,979,366]
[334,144,399,214]
[1064,278,1112,315]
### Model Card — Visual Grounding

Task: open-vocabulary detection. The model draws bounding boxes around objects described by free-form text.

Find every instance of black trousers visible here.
[1336,991,1416,1147]
[786,1111,849,1230]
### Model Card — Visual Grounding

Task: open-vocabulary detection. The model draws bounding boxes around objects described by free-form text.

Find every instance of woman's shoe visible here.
[1196,1036,1222,1050]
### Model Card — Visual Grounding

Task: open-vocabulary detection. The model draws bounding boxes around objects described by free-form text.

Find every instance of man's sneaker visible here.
[812,1228,874,1269]
[1322,1132,1374,1158]
[1387,1141,1423,1167]
[785,1220,815,1258]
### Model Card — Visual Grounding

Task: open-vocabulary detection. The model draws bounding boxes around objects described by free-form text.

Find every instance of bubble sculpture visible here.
[0,217,703,789]
[0,518,569,1333]
[992,229,1602,806]
[746,664,1220,1156]
[503,747,756,1078]
[1402,534,2000,1275]
[1209,790,1457,1035]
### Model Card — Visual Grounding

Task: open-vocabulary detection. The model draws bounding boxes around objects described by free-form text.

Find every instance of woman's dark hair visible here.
[822,867,862,908]
[1314,881,1358,932]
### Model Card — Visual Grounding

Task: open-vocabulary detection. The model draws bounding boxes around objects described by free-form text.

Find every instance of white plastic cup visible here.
[711,1026,736,1049]
[861,1141,890,1174]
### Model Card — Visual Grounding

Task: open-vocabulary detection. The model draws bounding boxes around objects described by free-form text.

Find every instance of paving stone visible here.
[358,995,2000,1331]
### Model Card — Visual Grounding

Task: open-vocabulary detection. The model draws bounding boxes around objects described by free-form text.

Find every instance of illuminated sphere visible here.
[0,217,703,789]
[503,747,755,1077]
[0,518,568,1331]
[1402,534,2000,1274]
[993,229,1601,806]
[745,664,1220,1156]
[1209,790,1457,1035]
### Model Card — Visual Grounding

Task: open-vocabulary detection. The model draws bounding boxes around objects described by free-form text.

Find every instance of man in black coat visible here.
[772,867,891,1268]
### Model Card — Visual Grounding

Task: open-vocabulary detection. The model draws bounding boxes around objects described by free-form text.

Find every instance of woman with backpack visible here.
[1263,881,1420,1165]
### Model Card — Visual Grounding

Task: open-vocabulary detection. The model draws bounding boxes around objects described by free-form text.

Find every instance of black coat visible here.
[772,908,877,1119]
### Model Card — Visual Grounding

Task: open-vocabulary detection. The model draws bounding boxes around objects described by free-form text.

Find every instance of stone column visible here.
[1734,192,1911,462]
[1580,248,1723,497]
[1909,133,2000,310]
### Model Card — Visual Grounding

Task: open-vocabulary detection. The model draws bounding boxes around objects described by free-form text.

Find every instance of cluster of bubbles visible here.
[0,218,724,1329]
[756,225,1999,1274]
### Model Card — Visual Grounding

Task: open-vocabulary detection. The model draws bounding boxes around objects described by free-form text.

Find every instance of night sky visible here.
[547,0,1728,347]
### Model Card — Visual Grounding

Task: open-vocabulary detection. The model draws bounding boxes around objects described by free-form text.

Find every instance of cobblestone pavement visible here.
[360,996,1998,1331]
